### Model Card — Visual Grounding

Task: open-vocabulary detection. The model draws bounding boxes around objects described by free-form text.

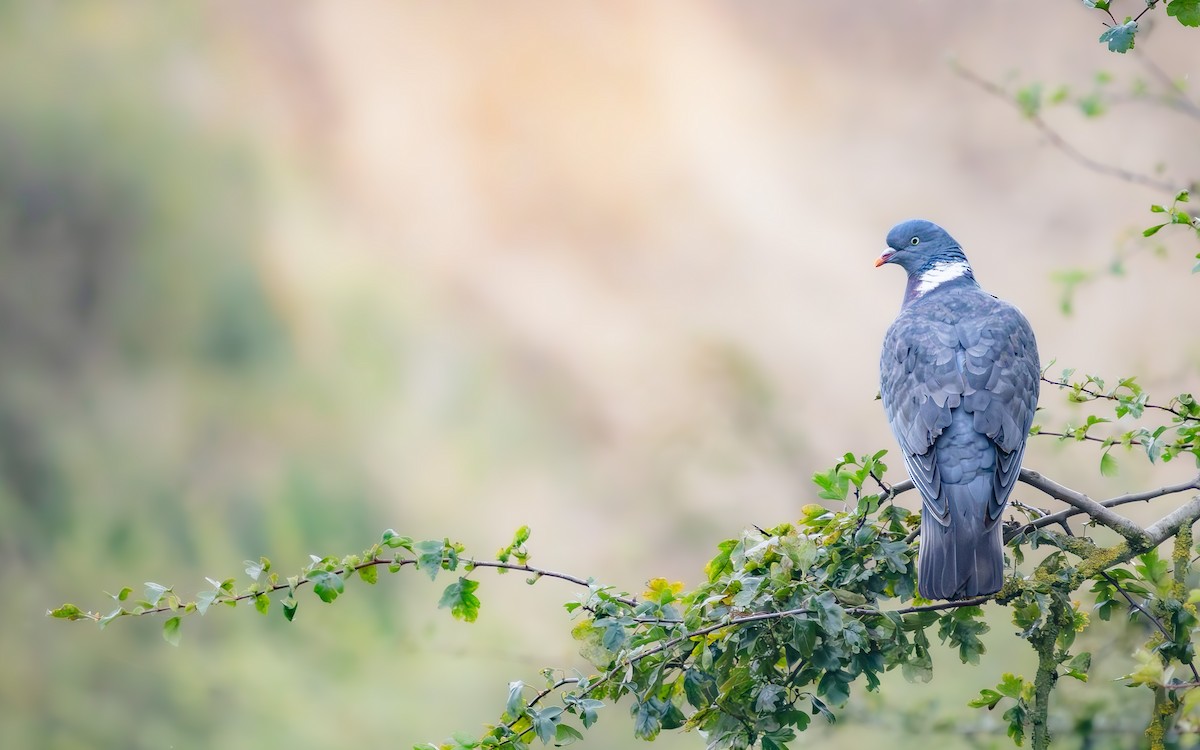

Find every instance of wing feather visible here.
[881,291,1039,527]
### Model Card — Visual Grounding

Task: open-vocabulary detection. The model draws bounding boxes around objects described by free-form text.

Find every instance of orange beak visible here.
[874,249,893,268]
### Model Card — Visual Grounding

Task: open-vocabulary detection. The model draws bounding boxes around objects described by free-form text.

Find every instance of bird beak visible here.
[874,249,894,268]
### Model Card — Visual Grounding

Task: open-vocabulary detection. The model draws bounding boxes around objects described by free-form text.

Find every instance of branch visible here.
[1031,430,1122,446]
[950,60,1183,193]
[849,595,993,616]
[494,592,997,746]
[1077,494,1200,578]
[1099,571,1173,641]
[882,478,915,500]
[55,553,638,623]
[466,560,638,607]
[1146,495,1200,546]
[1015,473,1200,536]
[892,467,1200,547]
[1136,53,1200,123]
[1040,376,1199,423]
[1016,469,1151,545]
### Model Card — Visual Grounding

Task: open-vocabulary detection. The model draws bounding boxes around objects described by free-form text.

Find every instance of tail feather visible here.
[917,476,1004,600]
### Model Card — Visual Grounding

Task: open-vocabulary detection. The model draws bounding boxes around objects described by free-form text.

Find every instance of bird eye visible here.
[910,236,920,246]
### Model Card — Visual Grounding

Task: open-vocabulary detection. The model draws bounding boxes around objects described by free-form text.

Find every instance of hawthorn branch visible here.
[1098,571,1173,642]
[1040,376,1199,423]
[1013,473,1200,536]
[60,554,638,623]
[495,591,997,747]
[1137,54,1200,123]
[951,60,1182,193]
[1145,495,1200,547]
[1016,469,1151,545]
[895,469,1200,547]
[1078,495,1200,578]
[1098,565,1200,684]
[882,478,915,501]
[465,559,638,607]
[1031,430,1122,446]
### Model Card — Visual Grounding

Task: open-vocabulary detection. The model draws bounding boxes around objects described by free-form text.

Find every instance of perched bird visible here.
[876,219,1039,600]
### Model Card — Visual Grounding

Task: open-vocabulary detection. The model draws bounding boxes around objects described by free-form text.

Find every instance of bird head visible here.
[875,219,965,275]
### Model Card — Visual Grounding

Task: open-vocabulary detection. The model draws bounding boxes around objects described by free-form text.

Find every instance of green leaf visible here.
[755,683,785,713]
[1016,83,1042,117]
[813,591,845,633]
[575,698,603,729]
[531,706,562,744]
[554,724,584,745]
[244,559,265,582]
[812,466,850,501]
[1136,548,1170,589]
[98,608,126,628]
[1004,703,1027,745]
[1100,452,1118,477]
[969,688,1004,709]
[791,618,819,658]
[438,577,481,622]
[382,529,413,550]
[282,596,298,621]
[1143,223,1167,237]
[310,571,344,603]
[705,539,737,582]
[506,681,527,719]
[997,673,1028,699]
[600,619,626,651]
[162,616,182,646]
[358,565,379,585]
[195,589,218,615]
[143,582,171,607]
[683,669,718,709]
[254,593,269,615]
[512,525,531,547]
[1167,0,1200,27]
[901,644,933,683]
[1077,93,1105,118]
[414,540,446,581]
[817,670,851,705]
[1098,20,1137,53]
[633,699,663,740]
[1063,652,1092,682]
[48,603,86,620]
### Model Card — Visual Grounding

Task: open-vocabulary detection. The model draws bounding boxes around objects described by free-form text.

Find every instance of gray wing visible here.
[880,297,1039,527]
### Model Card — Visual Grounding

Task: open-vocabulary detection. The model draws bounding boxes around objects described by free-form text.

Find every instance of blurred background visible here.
[3,2,1198,748]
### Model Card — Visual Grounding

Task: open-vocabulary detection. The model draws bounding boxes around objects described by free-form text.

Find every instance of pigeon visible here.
[876,219,1039,600]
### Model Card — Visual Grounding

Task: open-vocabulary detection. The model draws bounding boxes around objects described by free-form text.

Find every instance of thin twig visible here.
[1032,429,1141,447]
[466,559,638,607]
[1137,54,1200,122]
[1099,571,1169,636]
[1040,376,1199,423]
[78,554,638,622]
[951,60,1182,193]
[1017,469,1151,544]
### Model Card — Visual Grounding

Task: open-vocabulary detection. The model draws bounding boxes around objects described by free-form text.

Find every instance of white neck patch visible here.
[914,260,971,296]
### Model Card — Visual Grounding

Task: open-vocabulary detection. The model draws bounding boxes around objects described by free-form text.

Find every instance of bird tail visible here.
[917,476,1004,600]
